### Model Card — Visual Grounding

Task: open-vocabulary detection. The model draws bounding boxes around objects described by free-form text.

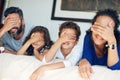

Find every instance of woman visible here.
[78,9,120,80]
[30,21,82,80]
[17,26,53,61]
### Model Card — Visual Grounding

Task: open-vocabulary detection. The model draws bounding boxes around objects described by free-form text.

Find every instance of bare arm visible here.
[34,49,48,61]
[4,49,17,54]
[17,40,31,55]
[44,38,62,62]
[29,62,65,80]
[107,38,119,66]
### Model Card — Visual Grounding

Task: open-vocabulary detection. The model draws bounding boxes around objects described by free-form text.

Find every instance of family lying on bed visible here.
[0,6,120,80]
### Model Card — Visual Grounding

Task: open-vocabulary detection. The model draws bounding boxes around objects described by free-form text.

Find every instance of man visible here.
[0,7,34,54]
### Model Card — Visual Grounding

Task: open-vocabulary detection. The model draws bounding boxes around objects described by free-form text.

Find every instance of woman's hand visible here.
[78,59,93,80]
[91,22,115,42]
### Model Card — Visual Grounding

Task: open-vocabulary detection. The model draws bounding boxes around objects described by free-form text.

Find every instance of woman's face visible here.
[92,16,115,45]
[31,32,45,49]
[61,28,77,51]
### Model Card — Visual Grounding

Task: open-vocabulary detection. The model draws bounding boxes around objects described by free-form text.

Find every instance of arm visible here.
[34,49,48,61]
[107,38,119,68]
[107,44,120,70]
[17,39,31,55]
[29,62,65,80]
[4,49,17,54]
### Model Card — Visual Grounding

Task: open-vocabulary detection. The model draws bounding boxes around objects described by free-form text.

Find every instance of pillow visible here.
[39,66,120,80]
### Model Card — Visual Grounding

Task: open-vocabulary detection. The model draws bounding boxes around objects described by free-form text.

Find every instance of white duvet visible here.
[0,53,120,80]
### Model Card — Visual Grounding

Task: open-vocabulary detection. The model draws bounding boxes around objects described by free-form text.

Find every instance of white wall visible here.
[8,0,91,49]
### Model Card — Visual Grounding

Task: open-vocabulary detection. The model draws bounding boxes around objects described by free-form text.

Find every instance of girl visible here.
[17,26,53,61]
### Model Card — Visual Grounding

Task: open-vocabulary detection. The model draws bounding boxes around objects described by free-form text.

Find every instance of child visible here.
[30,21,82,80]
[17,26,53,61]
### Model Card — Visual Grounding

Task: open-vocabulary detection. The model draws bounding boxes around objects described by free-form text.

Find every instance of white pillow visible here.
[0,53,120,80]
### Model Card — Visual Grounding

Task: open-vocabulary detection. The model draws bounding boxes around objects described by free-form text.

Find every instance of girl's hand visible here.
[29,33,41,44]
[78,59,93,80]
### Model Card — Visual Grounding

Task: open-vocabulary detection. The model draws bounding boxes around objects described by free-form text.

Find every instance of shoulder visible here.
[84,33,91,40]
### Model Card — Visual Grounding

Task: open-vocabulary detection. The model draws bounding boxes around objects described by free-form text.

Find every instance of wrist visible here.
[106,41,117,50]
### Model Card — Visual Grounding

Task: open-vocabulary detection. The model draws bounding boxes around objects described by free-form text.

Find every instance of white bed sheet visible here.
[0,53,120,80]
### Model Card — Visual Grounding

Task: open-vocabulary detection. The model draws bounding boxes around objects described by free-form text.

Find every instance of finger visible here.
[83,67,90,80]
[79,68,84,78]
[92,24,105,31]
[90,66,93,74]
[94,22,105,28]
[91,26,102,36]
[86,66,92,79]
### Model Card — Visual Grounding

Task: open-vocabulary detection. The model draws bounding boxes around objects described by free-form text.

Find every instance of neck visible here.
[94,44,105,57]
[61,48,72,59]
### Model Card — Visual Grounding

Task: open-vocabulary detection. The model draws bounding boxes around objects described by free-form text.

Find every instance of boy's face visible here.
[60,28,78,52]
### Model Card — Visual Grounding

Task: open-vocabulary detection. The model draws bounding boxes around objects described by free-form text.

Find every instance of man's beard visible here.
[8,25,23,38]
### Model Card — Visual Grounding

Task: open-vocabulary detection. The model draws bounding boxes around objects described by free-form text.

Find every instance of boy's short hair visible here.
[59,21,81,40]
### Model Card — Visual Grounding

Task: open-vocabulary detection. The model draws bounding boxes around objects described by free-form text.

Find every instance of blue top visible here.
[82,33,120,70]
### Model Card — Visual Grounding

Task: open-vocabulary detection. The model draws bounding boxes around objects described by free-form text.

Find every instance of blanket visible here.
[0,53,120,80]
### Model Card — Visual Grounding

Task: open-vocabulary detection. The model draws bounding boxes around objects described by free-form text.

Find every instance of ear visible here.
[75,40,79,45]
[109,21,115,28]
[22,19,25,25]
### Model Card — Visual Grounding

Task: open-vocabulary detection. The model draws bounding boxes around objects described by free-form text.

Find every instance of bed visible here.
[0,53,120,80]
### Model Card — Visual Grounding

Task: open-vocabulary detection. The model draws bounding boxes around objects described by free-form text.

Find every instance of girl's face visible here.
[31,32,45,49]
[92,16,115,46]
[61,28,78,51]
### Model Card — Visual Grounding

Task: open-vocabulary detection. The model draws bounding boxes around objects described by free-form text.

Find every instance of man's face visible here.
[5,13,23,36]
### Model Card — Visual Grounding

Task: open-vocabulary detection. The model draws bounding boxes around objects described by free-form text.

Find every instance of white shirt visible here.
[42,44,82,67]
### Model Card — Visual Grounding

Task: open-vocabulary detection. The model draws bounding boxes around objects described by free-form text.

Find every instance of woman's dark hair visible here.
[59,21,81,41]
[87,8,120,44]
[24,26,53,55]
[4,6,23,20]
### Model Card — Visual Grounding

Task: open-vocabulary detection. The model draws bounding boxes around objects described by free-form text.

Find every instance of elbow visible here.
[44,56,53,63]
